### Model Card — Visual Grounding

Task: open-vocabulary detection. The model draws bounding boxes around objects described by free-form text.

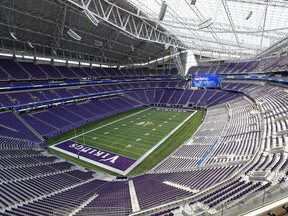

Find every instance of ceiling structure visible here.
[0,0,184,65]
[1,0,288,66]
[127,0,288,60]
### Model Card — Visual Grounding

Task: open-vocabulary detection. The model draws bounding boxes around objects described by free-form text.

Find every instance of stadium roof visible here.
[0,0,182,65]
[128,0,288,59]
[129,0,288,56]
[1,0,288,65]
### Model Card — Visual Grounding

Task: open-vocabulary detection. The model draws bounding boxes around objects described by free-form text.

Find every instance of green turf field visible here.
[66,108,191,159]
[48,107,204,176]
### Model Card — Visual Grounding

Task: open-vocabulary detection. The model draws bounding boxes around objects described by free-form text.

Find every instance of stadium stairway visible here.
[14,112,44,145]
[1,177,99,215]
[124,93,146,106]
[128,180,141,212]
[67,194,99,216]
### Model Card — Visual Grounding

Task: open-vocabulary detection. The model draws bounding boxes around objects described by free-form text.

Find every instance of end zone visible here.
[50,140,136,175]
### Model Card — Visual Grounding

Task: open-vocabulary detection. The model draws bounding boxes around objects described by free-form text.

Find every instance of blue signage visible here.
[192,74,221,88]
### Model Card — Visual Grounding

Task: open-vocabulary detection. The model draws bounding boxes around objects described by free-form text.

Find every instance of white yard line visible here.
[123,111,196,175]
[50,108,150,148]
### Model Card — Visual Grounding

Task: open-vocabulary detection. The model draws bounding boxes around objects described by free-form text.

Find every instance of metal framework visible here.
[221,0,241,48]
[184,0,227,52]
[257,35,288,58]
[128,0,216,54]
[66,0,185,49]
[226,0,288,8]
[127,0,288,61]
[170,46,185,77]
[259,0,269,52]
[0,0,180,65]
[150,15,286,39]
[0,19,139,62]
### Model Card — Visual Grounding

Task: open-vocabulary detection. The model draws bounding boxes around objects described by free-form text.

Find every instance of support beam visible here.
[51,3,67,55]
[256,35,288,58]
[221,0,241,48]
[0,1,158,58]
[0,0,166,65]
[0,34,124,64]
[129,0,262,58]
[177,34,263,51]
[130,0,212,51]
[170,46,185,77]
[0,20,149,61]
[227,0,288,8]
[160,17,285,39]
[66,0,185,49]
[184,0,227,52]
[259,1,269,52]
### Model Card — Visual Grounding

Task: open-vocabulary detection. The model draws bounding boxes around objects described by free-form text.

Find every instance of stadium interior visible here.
[0,0,288,215]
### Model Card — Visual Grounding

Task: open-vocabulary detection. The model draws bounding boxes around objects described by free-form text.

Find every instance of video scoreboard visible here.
[192,74,221,88]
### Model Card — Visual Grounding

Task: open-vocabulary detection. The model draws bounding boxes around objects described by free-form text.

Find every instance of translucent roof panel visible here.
[127,0,288,58]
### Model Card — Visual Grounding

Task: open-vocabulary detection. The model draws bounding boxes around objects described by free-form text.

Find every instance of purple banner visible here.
[54,140,136,171]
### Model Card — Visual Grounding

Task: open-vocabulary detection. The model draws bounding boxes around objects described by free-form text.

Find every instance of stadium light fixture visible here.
[158,1,167,21]
[198,18,213,29]
[83,10,99,26]
[28,42,34,48]
[246,11,253,20]
[67,29,82,41]
[10,32,17,40]
[191,0,197,5]
[199,22,213,29]
[52,50,57,56]
[94,40,103,47]
[164,43,169,49]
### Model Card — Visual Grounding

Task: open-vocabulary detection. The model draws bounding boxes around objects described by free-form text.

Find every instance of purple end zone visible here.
[54,140,136,171]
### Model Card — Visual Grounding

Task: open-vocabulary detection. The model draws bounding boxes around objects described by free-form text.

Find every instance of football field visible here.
[73,108,191,159]
[50,108,198,175]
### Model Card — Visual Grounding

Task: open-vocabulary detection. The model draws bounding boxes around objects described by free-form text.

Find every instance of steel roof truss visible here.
[67,0,185,48]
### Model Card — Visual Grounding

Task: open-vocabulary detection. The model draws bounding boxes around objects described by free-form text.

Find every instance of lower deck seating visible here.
[0,112,42,143]
[21,95,141,138]
[76,181,132,215]
[133,175,191,209]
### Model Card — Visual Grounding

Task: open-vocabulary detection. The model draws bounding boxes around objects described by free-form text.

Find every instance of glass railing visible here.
[211,180,288,216]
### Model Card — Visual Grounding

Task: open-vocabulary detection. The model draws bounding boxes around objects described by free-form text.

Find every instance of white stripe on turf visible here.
[123,111,197,175]
[51,108,150,147]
